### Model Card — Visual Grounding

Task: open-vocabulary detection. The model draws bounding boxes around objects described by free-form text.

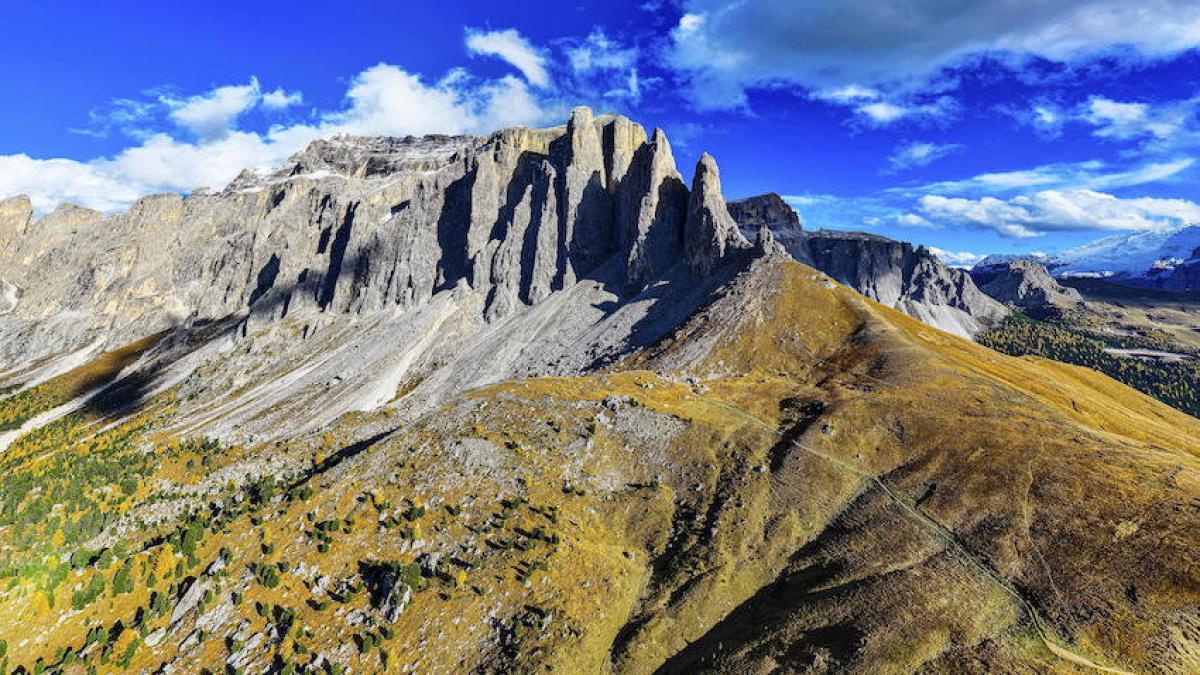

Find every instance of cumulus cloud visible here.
[665,0,1200,110]
[163,78,264,141]
[887,141,963,172]
[261,87,303,109]
[0,59,557,214]
[918,189,1200,238]
[465,28,551,89]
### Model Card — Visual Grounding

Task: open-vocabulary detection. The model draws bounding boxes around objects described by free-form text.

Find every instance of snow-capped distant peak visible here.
[1054,224,1200,277]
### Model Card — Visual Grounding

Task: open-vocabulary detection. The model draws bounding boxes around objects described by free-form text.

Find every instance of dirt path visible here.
[691,391,1135,674]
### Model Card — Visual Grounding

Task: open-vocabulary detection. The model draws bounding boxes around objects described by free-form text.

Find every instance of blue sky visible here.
[3,0,1200,266]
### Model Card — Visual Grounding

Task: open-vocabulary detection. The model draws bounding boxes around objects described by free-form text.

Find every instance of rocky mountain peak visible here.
[685,153,751,277]
[616,126,687,292]
[727,192,801,232]
[970,259,1083,312]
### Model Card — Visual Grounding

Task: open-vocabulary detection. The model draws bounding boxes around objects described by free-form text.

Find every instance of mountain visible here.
[976,225,1200,292]
[969,253,1054,285]
[0,108,756,438]
[728,193,1008,338]
[969,259,1083,313]
[1055,224,1200,278]
[1,112,1199,674]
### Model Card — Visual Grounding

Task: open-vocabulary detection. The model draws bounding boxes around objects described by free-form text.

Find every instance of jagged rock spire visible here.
[754,224,788,258]
[618,128,688,292]
[685,153,750,277]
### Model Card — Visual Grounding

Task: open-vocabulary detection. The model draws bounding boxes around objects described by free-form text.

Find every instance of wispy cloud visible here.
[1009,94,1200,150]
[898,157,1194,196]
[814,86,957,127]
[162,78,264,141]
[563,29,645,102]
[887,141,963,172]
[465,28,551,89]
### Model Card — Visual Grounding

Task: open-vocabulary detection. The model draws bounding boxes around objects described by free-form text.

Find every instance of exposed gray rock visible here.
[0,194,32,253]
[753,225,788,258]
[0,109,766,441]
[971,259,1083,311]
[0,109,749,372]
[727,192,811,264]
[618,128,687,292]
[685,154,750,277]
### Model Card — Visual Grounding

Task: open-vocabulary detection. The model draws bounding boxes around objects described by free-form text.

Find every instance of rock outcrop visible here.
[726,192,812,264]
[617,128,685,292]
[0,109,757,374]
[728,193,1007,338]
[684,154,751,277]
[971,259,1083,311]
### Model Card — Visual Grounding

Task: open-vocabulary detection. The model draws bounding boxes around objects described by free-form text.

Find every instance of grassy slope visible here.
[0,260,1197,673]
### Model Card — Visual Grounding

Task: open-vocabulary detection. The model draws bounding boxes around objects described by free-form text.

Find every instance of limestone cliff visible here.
[0,108,759,374]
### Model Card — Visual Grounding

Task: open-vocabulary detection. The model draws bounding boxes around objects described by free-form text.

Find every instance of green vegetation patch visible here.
[979,314,1200,417]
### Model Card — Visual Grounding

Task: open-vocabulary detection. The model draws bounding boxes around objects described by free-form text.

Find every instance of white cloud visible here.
[564,29,643,102]
[464,28,551,89]
[69,98,158,140]
[918,189,1200,238]
[817,85,881,103]
[1010,95,1200,147]
[928,247,985,268]
[1003,99,1067,138]
[163,78,263,141]
[814,86,956,126]
[665,0,1200,110]
[895,212,936,228]
[781,193,898,231]
[567,29,638,73]
[0,154,145,214]
[0,59,557,214]
[887,141,963,171]
[261,87,303,109]
[859,102,908,124]
[1082,95,1195,141]
[906,157,1195,195]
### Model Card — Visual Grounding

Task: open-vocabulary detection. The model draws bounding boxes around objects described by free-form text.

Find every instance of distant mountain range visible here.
[974,224,1200,293]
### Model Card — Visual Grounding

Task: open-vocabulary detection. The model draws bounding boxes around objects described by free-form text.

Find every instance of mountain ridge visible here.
[727,193,1008,338]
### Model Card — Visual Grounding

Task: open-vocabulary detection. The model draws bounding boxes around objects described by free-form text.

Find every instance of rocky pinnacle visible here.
[685,153,750,278]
